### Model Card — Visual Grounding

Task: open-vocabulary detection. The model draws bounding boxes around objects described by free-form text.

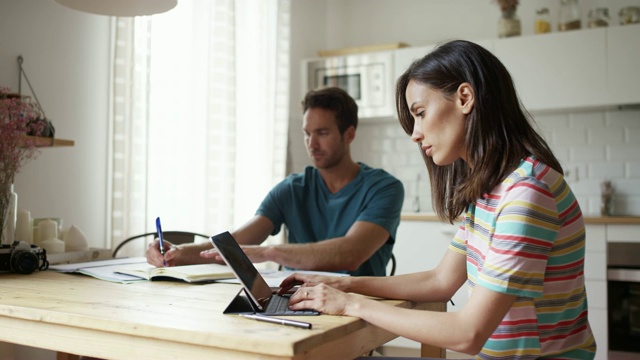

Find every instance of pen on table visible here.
[155,217,167,267]
[239,314,312,330]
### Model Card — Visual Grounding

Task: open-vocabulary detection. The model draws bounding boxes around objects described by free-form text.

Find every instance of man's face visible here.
[302,107,351,169]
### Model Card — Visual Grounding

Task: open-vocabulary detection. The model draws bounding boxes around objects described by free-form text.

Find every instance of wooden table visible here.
[0,271,445,359]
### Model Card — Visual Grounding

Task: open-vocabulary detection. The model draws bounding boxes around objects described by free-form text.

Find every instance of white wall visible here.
[0,0,111,249]
[0,2,109,357]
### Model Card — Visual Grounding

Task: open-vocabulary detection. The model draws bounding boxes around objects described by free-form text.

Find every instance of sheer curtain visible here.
[109,0,291,255]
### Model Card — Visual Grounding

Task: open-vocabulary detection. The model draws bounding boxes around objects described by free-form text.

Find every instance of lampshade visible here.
[55,0,177,17]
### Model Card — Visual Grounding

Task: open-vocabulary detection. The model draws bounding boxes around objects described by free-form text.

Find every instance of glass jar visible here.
[558,0,581,31]
[535,7,551,34]
[497,9,522,38]
[619,6,640,25]
[588,8,610,28]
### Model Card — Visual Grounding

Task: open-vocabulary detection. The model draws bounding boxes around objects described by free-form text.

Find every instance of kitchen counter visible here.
[401,213,640,224]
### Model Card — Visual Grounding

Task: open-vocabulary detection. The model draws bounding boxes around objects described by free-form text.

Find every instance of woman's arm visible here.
[288,271,515,355]
[280,248,468,303]
[350,248,468,302]
[341,283,515,355]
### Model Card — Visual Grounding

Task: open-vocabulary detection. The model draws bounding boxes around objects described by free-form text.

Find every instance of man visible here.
[147,87,404,276]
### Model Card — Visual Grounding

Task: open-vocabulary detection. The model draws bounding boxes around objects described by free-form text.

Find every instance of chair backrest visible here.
[112,231,210,258]
[388,253,397,276]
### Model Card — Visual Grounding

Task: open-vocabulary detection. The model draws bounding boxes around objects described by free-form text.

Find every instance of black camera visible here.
[0,240,49,274]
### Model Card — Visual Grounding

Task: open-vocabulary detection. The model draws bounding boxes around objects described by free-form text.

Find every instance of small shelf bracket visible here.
[17,55,46,118]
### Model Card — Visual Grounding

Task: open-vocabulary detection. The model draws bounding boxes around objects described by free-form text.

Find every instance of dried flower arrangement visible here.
[0,86,44,184]
[0,86,45,241]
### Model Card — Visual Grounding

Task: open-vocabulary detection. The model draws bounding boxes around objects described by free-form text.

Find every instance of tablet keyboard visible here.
[265,294,318,315]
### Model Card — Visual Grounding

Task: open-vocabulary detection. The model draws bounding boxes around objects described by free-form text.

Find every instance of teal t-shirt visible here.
[256,163,404,276]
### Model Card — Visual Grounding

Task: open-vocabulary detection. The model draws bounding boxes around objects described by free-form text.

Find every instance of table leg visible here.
[56,352,80,360]
[421,343,446,358]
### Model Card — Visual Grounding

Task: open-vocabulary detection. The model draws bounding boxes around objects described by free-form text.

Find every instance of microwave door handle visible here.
[609,268,640,283]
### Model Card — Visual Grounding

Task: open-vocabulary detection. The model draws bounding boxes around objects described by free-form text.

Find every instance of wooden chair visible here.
[388,253,397,276]
[112,231,209,258]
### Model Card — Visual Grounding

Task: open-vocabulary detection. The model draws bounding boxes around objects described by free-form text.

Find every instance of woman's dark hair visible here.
[302,86,358,134]
[396,40,562,223]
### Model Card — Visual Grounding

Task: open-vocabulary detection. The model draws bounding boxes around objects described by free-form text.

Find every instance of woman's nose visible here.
[411,123,423,143]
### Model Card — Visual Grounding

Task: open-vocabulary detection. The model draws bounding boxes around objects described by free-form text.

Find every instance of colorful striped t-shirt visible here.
[450,156,597,359]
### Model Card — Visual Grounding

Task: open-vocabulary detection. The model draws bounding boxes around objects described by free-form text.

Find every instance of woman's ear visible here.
[457,82,475,115]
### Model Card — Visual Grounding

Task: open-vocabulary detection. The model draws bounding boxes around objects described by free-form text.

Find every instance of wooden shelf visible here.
[21,135,74,148]
[318,42,409,57]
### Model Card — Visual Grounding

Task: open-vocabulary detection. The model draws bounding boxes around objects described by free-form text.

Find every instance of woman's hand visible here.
[278,273,349,294]
[277,273,356,315]
[287,282,359,316]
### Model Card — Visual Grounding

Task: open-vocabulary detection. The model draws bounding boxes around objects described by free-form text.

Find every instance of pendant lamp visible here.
[55,0,177,17]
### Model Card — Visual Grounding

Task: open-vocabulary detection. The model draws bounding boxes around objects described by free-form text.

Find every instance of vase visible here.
[0,183,18,245]
[498,9,522,38]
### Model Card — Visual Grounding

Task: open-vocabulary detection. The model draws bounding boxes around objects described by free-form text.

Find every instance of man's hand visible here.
[200,244,270,264]
[146,238,179,267]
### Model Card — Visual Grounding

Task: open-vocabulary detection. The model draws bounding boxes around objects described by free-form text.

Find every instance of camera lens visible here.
[11,251,39,274]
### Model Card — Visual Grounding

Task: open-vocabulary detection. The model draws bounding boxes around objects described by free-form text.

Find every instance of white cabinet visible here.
[492,28,608,111]
[393,219,637,358]
[394,219,466,307]
[607,24,640,105]
[393,26,640,113]
[393,40,493,85]
[387,218,461,350]
[585,224,607,360]
[394,45,435,82]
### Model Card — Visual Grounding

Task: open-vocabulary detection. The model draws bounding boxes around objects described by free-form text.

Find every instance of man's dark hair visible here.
[302,87,358,133]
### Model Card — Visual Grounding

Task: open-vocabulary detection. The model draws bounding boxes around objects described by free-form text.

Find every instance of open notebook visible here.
[210,231,319,316]
[114,263,234,283]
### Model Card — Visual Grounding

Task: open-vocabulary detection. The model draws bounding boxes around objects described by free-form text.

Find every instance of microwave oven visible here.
[303,51,396,119]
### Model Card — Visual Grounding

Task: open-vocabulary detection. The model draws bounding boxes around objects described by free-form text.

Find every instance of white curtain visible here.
[109,0,291,255]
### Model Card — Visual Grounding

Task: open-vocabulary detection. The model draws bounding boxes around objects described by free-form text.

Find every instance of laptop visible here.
[210,231,319,316]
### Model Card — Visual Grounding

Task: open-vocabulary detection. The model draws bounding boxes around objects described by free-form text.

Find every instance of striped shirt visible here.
[450,156,597,359]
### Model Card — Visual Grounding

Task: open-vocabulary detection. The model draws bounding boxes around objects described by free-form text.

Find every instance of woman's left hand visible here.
[287,282,357,316]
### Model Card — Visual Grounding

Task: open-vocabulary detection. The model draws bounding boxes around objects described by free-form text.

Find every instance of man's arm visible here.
[147,215,275,267]
[240,220,390,272]
[230,215,276,245]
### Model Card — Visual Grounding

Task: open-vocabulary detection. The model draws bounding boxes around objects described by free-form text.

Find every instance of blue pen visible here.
[156,217,167,267]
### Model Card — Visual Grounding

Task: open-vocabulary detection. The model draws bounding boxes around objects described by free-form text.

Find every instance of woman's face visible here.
[405,79,471,166]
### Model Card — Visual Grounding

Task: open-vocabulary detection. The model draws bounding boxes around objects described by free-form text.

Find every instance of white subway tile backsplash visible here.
[626,127,640,143]
[588,127,624,145]
[569,179,601,197]
[606,109,640,127]
[611,196,640,216]
[611,179,640,196]
[588,162,625,180]
[381,138,394,152]
[554,128,588,146]
[384,124,405,138]
[570,145,606,162]
[534,114,570,129]
[551,146,571,160]
[569,111,606,128]
[395,138,414,152]
[627,162,640,178]
[353,108,640,216]
[609,145,640,161]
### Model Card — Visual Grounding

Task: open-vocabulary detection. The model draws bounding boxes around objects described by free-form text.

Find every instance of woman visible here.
[281,40,596,359]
